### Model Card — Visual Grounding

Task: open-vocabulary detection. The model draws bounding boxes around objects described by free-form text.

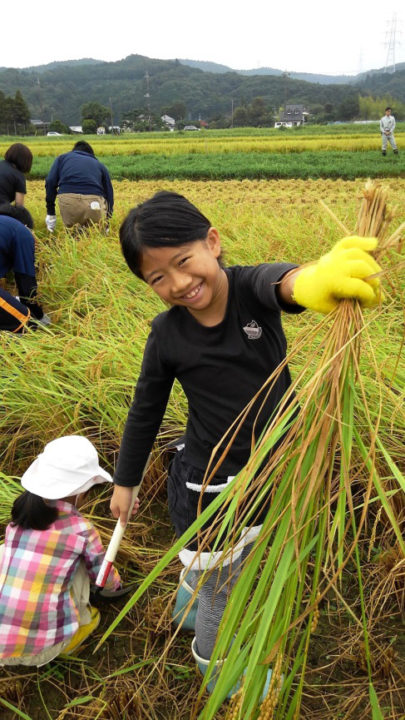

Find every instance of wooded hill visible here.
[0,54,404,125]
[180,58,405,85]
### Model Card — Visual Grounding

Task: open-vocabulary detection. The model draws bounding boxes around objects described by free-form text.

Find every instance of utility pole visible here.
[231,98,234,128]
[144,71,152,131]
[109,97,113,129]
[36,77,44,118]
[283,71,289,115]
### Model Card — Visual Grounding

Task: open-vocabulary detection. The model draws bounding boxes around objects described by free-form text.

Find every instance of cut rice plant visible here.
[99,181,404,720]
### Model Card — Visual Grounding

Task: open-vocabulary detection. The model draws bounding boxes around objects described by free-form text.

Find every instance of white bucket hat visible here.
[21,435,112,500]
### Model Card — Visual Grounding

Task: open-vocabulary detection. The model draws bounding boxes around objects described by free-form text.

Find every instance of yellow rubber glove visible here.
[293,236,383,314]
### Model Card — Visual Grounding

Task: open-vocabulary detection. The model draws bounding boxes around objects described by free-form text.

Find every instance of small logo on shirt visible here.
[243,320,262,340]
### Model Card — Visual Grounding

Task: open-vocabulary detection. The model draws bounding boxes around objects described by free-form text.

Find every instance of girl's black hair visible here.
[119,191,212,279]
[73,141,95,156]
[4,143,33,173]
[0,203,34,229]
[11,491,59,531]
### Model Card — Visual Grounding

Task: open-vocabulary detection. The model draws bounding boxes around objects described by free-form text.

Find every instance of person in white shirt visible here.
[380,107,398,156]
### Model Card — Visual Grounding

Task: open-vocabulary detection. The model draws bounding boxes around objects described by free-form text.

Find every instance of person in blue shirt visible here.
[0,213,49,325]
[45,141,114,233]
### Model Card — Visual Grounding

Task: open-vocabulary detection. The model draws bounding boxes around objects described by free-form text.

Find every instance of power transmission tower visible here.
[384,14,399,73]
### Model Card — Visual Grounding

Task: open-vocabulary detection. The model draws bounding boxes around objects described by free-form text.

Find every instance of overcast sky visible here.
[2,0,404,76]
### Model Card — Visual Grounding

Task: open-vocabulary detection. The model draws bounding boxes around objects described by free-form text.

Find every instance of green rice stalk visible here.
[0,698,33,720]
[0,472,22,527]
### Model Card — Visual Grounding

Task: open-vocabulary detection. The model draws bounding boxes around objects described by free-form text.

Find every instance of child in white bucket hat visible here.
[0,435,121,666]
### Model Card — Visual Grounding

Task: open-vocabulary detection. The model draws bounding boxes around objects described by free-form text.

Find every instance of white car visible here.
[47,131,63,136]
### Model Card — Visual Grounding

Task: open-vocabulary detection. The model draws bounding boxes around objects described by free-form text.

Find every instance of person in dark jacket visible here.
[0,143,33,207]
[0,214,50,325]
[45,141,114,232]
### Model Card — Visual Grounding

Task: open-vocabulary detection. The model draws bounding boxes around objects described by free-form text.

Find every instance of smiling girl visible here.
[110,190,381,695]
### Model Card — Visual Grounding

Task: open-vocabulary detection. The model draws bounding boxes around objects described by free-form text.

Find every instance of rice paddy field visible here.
[1,124,405,180]
[0,129,404,720]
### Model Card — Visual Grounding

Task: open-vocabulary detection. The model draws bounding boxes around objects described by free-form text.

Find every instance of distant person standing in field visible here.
[0,143,33,207]
[380,107,398,156]
[45,141,114,232]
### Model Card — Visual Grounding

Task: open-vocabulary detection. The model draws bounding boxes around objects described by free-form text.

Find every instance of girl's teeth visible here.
[185,285,200,299]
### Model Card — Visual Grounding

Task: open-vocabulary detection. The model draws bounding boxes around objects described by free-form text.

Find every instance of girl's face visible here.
[139,228,228,324]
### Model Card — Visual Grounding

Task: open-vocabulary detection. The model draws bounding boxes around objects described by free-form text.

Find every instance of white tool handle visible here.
[104,484,140,562]
[95,483,141,587]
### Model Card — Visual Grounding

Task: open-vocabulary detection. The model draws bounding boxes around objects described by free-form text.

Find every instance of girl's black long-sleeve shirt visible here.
[114,263,304,487]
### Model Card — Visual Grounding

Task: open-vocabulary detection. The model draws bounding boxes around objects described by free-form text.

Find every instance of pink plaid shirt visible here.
[0,501,120,659]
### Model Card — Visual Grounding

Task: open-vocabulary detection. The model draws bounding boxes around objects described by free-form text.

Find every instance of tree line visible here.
[0,56,404,135]
[0,55,403,126]
[0,90,31,134]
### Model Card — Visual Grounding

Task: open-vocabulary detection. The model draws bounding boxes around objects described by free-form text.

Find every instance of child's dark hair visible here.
[0,203,34,229]
[11,491,59,530]
[73,141,95,156]
[120,191,212,279]
[4,143,33,173]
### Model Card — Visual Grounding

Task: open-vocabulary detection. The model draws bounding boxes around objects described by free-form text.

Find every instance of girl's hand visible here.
[292,236,382,314]
[110,485,140,526]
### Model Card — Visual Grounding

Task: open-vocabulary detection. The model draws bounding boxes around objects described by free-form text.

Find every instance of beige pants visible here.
[0,544,91,667]
[381,132,398,151]
[58,193,107,228]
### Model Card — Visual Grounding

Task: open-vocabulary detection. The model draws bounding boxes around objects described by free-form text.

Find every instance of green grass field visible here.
[27,150,405,181]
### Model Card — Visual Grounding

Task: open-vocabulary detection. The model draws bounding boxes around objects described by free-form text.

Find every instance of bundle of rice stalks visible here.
[94,181,405,719]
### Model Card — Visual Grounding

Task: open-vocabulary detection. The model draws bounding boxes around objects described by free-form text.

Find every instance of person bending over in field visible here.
[0,201,34,232]
[0,143,33,208]
[0,210,50,327]
[45,141,114,233]
[110,191,382,698]
[0,206,36,332]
